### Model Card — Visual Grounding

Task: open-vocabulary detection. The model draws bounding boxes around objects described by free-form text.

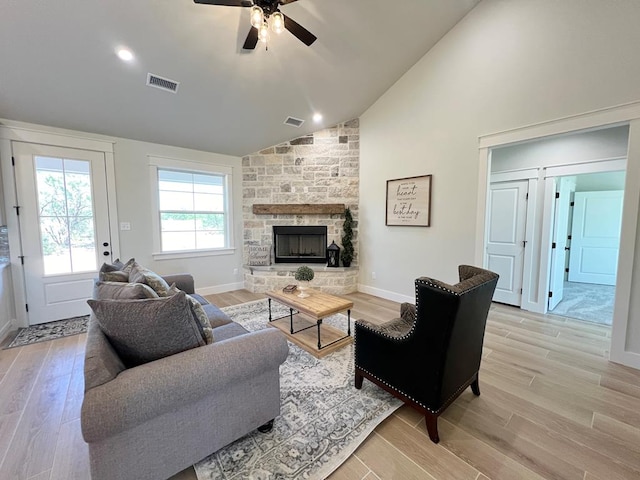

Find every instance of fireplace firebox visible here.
[273,226,327,264]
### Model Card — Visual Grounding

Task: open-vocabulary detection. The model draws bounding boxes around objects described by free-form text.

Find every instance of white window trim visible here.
[148,155,235,260]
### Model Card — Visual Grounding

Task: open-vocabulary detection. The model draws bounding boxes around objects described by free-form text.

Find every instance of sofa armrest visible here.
[161,273,195,294]
[81,328,288,442]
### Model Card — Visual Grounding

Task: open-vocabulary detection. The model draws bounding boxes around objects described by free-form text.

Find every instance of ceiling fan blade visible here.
[242,27,259,50]
[283,14,316,46]
[193,0,252,6]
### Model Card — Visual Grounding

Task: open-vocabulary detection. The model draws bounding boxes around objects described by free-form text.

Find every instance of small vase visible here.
[297,281,310,298]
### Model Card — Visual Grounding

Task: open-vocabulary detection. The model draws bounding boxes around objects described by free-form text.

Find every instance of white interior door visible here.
[568,190,623,286]
[548,178,574,310]
[486,180,528,306]
[13,142,113,324]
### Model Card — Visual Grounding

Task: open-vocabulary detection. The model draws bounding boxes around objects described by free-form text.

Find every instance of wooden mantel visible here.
[252,203,345,215]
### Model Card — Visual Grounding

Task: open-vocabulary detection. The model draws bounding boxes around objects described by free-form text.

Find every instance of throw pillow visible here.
[166,283,214,344]
[93,281,159,300]
[128,262,171,297]
[100,258,125,273]
[87,291,206,367]
[100,271,130,282]
[98,258,135,282]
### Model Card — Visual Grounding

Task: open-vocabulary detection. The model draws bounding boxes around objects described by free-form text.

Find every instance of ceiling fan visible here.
[194,0,317,50]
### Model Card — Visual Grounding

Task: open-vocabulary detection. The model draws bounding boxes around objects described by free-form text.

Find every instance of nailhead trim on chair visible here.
[356,272,496,343]
[356,366,478,415]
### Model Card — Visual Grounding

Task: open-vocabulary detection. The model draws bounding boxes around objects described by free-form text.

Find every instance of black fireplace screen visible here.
[273,226,327,263]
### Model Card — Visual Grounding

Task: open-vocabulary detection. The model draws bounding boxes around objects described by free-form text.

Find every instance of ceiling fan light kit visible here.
[195,0,317,50]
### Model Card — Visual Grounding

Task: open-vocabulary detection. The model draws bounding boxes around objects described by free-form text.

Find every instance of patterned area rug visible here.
[4,315,89,349]
[194,299,402,480]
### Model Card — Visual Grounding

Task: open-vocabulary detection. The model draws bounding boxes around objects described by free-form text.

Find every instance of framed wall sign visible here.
[386,175,432,227]
[248,245,271,265]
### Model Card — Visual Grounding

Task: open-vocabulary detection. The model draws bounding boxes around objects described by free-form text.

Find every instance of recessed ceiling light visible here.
[117,48,134,62]
[313,113,323,123]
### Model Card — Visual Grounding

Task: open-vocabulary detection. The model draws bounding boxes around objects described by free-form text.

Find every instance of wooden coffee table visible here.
[265,288,354,358]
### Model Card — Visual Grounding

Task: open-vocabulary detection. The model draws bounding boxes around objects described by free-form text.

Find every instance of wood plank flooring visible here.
[0,291,639,479]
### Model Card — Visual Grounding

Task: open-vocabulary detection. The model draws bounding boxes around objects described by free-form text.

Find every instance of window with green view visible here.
[157,169,227,252]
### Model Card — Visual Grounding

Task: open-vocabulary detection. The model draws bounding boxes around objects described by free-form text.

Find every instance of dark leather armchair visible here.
[354,265,499,443]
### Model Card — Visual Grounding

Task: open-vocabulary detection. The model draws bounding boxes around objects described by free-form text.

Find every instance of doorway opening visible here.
[547,171,624,325]
[12,141,115,325]
[485,124,629,327]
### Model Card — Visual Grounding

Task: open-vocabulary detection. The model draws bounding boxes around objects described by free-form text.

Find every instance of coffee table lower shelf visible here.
[267,315,353,359]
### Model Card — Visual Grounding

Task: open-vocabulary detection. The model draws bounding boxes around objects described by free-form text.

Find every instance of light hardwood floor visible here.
[1,290,639,479]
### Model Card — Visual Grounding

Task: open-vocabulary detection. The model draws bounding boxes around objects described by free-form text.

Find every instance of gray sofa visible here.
[81,273,289,480]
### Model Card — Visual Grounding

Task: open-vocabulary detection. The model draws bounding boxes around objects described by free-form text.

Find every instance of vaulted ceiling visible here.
[0,0,480,156]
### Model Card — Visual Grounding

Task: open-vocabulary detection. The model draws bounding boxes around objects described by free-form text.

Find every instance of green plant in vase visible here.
[341,207,354,267]
[294,265,315,298]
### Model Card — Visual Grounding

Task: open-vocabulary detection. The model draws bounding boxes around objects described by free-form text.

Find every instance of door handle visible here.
[564,247,570,251]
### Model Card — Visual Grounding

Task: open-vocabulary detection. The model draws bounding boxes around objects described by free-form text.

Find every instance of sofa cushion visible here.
[129,262,171,297]
[93,281,159,300]
[188,293,210,306]
[87,291,206,368]
[211,321,249,342]
[203,303,233,328]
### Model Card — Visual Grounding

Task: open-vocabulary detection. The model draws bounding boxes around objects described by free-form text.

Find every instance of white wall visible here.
[0,120,244,322]
[491,126,629,172]
[112,139,243,293]
[358,0,640,354]
[574,171,626,192]
[0,164,14,340]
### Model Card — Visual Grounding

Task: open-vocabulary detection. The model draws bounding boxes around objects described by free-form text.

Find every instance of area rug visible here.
[548,281,615,325]
[4,315,89,349]
[194,299,402,480]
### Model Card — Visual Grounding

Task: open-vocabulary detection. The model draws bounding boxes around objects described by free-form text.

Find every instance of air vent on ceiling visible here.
[146,73,179,93]
[284,116,305,128]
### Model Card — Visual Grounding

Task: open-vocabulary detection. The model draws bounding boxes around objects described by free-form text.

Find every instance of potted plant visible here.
[341,207,354,267]
[294,265,315,298]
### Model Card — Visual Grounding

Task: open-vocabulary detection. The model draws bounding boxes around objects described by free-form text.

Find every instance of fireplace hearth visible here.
[273,226,327,264]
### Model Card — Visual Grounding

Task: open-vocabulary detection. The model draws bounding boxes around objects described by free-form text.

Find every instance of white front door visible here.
[486,180,528,306]
[568,190,623,286]
[548,177,574,310]
[13,142,113,324]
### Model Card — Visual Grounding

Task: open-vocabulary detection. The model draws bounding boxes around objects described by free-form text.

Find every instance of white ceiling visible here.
[0,0,480,156]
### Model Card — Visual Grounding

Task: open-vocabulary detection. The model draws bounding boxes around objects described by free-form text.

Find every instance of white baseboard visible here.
[357,283,414,304]
[609,350,640,370]
[196,282,245,296]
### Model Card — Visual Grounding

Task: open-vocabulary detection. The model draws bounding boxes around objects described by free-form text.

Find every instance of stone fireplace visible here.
[242,119,360,294]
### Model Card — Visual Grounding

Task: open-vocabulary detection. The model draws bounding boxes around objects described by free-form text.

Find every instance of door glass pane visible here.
[35,157,97,274]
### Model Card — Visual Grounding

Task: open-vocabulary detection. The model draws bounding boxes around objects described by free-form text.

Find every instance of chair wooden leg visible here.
[471,374,480,396]
[425,413,440,444]
[355,370,364,389]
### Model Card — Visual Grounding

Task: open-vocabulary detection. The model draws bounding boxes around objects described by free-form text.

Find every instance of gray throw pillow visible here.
[98,258,135,282]
[166,283,214,344]
[99,271,130,282]
[100,258,125,273]
[93,281,159,300]
[129,262,171,297]
[87,291,206,368]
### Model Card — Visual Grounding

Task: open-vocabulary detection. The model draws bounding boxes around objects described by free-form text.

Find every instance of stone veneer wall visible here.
[242,119,360,293]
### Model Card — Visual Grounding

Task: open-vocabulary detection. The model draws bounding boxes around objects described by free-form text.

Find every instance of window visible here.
[149,156,233,258]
